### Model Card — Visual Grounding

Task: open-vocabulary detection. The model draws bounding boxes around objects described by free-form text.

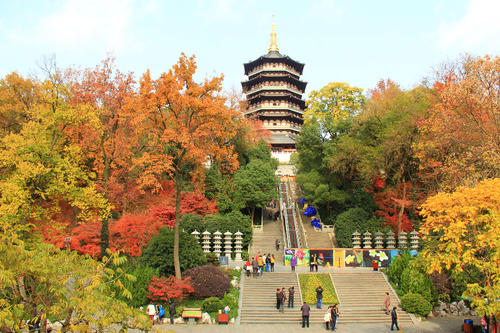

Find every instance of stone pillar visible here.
[352,231,361,248]
[410,230,419,250]
[224,231,232,258]
[213,231,222,257]
[234,231,243,261]
[398,231,408,250]
[202,230,211,253]
[386,231,396,249]
[374,231,384,249]
[363,231,372,249]
[191,230,200,244]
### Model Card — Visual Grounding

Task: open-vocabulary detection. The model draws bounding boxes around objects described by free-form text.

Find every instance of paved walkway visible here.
[146,315,479,332]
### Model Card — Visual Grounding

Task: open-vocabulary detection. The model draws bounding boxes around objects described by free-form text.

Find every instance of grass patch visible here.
[298,273,338,305]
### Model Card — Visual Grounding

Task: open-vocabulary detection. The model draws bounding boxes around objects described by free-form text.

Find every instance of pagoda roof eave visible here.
[244,53,305,74]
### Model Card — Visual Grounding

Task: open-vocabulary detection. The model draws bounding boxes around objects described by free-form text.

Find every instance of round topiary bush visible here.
[202,297,224,313]
[401,293,432,317]
[183,265,230,299]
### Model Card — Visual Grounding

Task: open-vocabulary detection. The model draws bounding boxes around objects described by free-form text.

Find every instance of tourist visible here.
[280,287,287,312]
[266,253,271,272]
[391,307,400,331]
[301,302,310,328]
[245,258,252,277]
[270,254,275,272]
[324,306,332,330]
[276,239,280,251]
[147,303,156,324]
[309,256,314,272]
[169,300,176,324]
[291,253,297,271]
[316,286,323,309]
[252,257,258,277]
[276,288,281,310]
[330,304,339,330]
[481,315,488,333]
[288,286,295,308]
[257,254,264,276]
[157,304,165,322]
[312,254,318,272]
[262,253,267,272]
[384,292,391,315]
[316,285,323,309]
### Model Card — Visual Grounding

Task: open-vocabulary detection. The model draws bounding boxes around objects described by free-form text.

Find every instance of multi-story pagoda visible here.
[241,19,307,162]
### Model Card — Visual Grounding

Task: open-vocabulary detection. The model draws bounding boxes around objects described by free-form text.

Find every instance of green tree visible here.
[333,207,382,247]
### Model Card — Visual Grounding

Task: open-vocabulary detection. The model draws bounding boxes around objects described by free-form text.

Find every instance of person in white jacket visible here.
[324,306,332,330]
[147,303,156,324]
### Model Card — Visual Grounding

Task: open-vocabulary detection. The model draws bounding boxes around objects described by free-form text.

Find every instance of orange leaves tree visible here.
[420,178,500,319]
[131,54,239,279]
[414,55,500,191]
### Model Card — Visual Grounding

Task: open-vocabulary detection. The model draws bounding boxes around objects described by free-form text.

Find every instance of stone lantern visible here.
[374,231,384,248]
[386,231,396,249]
[363,231,372,249]
[191,230,200,244]
[224,231,232,258]
[234,231,243,261]
[398,231,408,250]
[352,231,361,248]
[410,230,419,250]
[201,230,211,253]
[213,231,222,257]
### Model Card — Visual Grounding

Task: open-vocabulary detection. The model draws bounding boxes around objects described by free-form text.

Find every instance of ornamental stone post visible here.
[386,231,396,248]
[410,230,419,250]
[213,231,222,258]
[363,231,372,249]
[374,231,384,248]
[201,230,211,253]
[352,231,361,248]
[224,231,232,258]
[234,231,243,261]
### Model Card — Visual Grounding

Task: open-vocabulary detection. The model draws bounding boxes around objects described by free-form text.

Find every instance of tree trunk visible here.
[100,218,109,258]
[397,180,406,235]
[173,176,182,280]
[250,207,255,228]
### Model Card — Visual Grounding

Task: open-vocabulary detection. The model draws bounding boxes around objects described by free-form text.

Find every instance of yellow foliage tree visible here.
[420,178,500,319]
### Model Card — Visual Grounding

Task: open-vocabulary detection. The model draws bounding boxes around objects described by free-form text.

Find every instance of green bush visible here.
[400,260,435,303]
[401,293,432,317]
[180,213,204,234]
[334,207,382,247]
[438,293,451,304]
[140,228,207,276]
[206,253,219,266]
[112,260,158,307]
[387,252,412,287]
[202,297,224,313]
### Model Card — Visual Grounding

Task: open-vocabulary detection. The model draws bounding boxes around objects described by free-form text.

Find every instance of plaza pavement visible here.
[137,315,480,333]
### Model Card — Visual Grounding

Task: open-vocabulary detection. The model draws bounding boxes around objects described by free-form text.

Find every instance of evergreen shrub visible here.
[334,208,382,247]
[202,297,224,313]
[387,252,412,287]
[183,265,230,299]
[400,261,436,303]
[401,293,432,317]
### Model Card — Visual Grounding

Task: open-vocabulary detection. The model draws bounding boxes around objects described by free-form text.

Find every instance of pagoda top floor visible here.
[243,50,305,76]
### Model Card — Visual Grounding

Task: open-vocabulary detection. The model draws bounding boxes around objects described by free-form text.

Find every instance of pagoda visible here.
[241,18,307,162]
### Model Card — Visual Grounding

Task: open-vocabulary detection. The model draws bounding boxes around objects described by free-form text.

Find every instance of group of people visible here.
[146,300,176,325]
[245,253,276,277]
[276,286,295,312]
[384,292,400,331]
[288,253,320,272]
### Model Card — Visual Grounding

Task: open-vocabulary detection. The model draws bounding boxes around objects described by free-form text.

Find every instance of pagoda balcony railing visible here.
[245,105,304,114]
[248,67,300,77]
[246,86,304,96]
[263,125,301,133]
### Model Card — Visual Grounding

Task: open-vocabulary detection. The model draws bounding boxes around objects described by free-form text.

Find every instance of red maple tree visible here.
[147,276,194,303]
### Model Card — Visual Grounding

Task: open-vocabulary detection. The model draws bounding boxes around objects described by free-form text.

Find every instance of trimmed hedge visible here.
[202,297,224,313]
[183,265,230,299]
[334,207,382,248]
[401,293,432,317]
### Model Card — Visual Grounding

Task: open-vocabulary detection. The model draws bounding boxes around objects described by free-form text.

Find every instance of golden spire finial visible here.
[269,14,279,52]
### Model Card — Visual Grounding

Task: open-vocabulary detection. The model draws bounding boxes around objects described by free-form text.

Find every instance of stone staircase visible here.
[240,272,306,324]
[249,216,284,264]
[331,270,414,324]
[238,269,414,325]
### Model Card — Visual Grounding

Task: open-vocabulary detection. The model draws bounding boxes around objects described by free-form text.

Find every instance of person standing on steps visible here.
[330,304,339,330]
[276,239,280,251]
[266,253,271,272]
[257,254,264,276]
[288,286,295,308]
[324,306,332,330]
[270,254,275,272]
[301,302,310,328]
[312,254,318,272]
[168,299,176,325]
[291,253,297,271]
[316,285,324,309]
[276,288,281,310]
[252,257,258,277]
[384,292,391,315]
[280,288,286,313]
[391,307,400,331]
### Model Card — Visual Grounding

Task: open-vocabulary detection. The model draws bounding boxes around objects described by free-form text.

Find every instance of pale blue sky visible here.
[1,0,499,95]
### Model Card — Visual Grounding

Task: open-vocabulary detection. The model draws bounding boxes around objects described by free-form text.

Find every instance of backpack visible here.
[158,305,165,317]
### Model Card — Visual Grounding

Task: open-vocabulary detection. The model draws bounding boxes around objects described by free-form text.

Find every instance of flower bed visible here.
[298,273,338,304]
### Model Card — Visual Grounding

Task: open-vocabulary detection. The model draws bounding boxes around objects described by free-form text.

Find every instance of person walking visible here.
[391,307,400,331]
[168,300,176,324]
[309,256,314,272]
[252,257,258,277]
[384,292,391,315]
[301,302,310,328]
[291,254,297,272]
[288,286,295,308]
[316,286,324,309]
[147,303,156,324]
[313,254,319,272]
[280,288,286,313]
[276,239,280,251]
[481,315,488,333]
[276,288,282,310]
[245,258,251,277]
[262,253,267,272]
[330,304,339,330]
[257,254,264,276]
[324,306,332,330]
[266,254,271,272]
[270,254,275,272]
